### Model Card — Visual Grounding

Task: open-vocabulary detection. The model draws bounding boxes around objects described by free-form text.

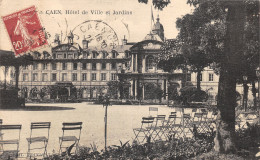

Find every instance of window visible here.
[101,73,106,81]
[102,52,107,58]
[62,73,67,81]
[91,73,96,81]
[72,73,77,81]
[199,73,203,81]
[111,63,116,70]
[68,54,74,59]
[52,63,57,70]
[33,63,38,70]
[112,51,117,58]
[111,73,117,81]
[53,54,56,59]
[82,73,87,81]
[42,73,48,82]
[64,54,67,59]
[73,63,78,70]
[23,66,28,70]
[23,73,28,81]
[92,63,96,70]
[52,73,57,81]
[209,73,214,81]
[82,63,87,70]
[62,63,67,70]
[102,63,106,70]
[92,52,97,58]
[33,73,38,81]
[186,74,191,82]
[146,56,154,70]
[43,63,48,70]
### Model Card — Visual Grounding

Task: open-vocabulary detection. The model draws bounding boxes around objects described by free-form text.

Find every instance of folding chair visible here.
[148,115,166,142]
[0,125,22,159]
[149,107,158,117]
[26,122,51,158]
[59,122,82,155]
[133,117,155,144]
[163,115,182,139]
[182,114,193,138]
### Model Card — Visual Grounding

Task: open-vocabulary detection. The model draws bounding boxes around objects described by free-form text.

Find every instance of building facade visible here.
[6,17,186,102]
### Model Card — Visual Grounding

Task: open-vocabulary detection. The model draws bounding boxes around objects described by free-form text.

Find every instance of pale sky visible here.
[0,0,193,51]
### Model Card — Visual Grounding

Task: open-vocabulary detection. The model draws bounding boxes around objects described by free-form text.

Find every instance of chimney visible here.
[82,36,88,49]
[122,35,127,45]
[54,34,61,45]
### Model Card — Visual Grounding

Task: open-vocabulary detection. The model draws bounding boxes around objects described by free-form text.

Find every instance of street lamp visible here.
[243,75,248,111]
[256,68,260,108]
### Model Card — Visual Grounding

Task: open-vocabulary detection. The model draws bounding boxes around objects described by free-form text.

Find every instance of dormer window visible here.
[102,51,108,59]
[92,51,98,59]
[112,50,118,58]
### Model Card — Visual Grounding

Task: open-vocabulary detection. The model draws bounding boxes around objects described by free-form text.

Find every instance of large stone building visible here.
[5,17,184,102]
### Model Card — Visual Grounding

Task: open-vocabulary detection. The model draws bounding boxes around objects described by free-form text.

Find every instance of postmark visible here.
[72,20,119,50]
[2,6,48,56]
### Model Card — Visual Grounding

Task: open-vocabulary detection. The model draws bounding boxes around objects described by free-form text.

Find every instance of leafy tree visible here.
[107,81,120,99]
[138,0,259,153]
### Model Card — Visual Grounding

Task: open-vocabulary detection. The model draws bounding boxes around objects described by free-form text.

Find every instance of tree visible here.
[107,81,120,99]
[138,0,259,153]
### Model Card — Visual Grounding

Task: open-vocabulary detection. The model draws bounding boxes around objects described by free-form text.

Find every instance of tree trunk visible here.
[214,1,246,153]
[196,70,201,91]
[243,83,249,111]
[4,66,8,90]
[252,81,257,108]
[15,65,20,89]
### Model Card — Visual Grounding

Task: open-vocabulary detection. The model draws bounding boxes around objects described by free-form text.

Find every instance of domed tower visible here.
[152,15,164,41]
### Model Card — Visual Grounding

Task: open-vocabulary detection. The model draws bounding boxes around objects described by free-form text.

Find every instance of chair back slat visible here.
[31,122,51,129]
[149,107,158,111]
[183,114,191,119]
[62,126,82,130]
[156,115,166,120]
[171,112,177,115]
[141,117,154,124]
[62,122,82,130]
[0,125,21,130]
[63,122,82,126]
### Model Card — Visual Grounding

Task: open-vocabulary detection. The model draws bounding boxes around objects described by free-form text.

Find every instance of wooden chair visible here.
[59,122,82,155]
[0,124,22,158]
[133,117,155,144]
[26,122,51,158]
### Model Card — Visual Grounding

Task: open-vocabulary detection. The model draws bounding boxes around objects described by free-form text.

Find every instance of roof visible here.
[130,40,163,51]
[144,32,163,42]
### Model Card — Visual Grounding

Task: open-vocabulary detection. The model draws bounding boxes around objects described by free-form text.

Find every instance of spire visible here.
[156,14,160,22]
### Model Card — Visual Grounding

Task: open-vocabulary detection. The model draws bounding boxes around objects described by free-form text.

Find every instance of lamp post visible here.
[103,95,110,154]
[256,68,260,109]
[243,75,248,111]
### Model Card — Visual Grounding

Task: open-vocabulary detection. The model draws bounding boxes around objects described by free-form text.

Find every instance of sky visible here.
[0,0,193,51]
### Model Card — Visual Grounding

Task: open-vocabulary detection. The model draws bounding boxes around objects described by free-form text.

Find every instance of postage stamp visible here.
[2,6,48,56]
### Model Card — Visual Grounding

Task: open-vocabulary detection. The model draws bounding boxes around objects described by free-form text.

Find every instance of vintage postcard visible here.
[0,0,259,159]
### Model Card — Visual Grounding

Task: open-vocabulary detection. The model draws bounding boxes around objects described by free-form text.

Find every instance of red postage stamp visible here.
[2,6,48,56]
